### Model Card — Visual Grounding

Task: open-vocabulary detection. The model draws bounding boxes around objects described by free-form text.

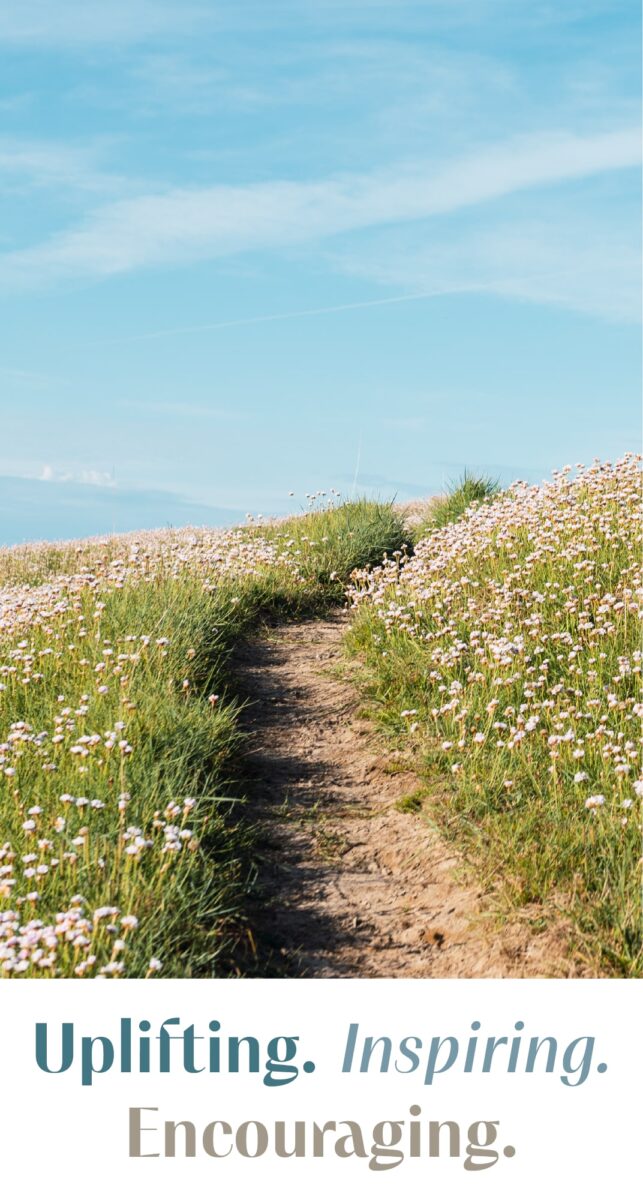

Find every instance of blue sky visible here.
[1,0,640,543]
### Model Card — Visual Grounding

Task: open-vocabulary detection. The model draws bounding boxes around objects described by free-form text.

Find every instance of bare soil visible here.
[233,613,577,978]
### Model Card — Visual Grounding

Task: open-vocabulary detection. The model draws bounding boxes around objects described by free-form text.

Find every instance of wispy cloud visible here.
[0,365,66,386]
[335,205,642,323]
[0,1,211,47]
[0,127,638,290]
[99,287,477,345]
[0,138,133,197]
[0,1,561,48]
[37,465,116,487]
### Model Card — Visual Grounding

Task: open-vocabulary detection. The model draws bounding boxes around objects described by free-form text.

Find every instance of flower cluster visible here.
[0,523,311,977]
[0,900,160,977]
[348,455,642,833]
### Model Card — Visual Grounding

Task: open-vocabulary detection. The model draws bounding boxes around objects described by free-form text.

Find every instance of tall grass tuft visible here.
[414,471,500,540]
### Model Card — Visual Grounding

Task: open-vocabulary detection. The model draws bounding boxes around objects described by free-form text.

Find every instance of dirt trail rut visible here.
[233,613,571,978]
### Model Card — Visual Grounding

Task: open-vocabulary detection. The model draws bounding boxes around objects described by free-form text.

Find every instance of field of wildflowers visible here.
[0,499,406,978]
[347,455,642,975]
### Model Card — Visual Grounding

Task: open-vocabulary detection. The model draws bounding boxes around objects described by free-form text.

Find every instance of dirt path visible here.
[233,613,573,978]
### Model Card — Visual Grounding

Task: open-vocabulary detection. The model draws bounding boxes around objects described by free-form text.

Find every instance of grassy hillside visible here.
[2,459,640,979]
[347,455,642,976]
[0,500,406,977]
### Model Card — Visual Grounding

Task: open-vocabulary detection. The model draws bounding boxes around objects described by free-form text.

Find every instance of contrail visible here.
[97,285,479,345]
[351,433,362,499]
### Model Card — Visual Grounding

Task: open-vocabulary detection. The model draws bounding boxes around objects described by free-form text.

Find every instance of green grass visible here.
[0,499,406,978]
[394,788,428,814]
